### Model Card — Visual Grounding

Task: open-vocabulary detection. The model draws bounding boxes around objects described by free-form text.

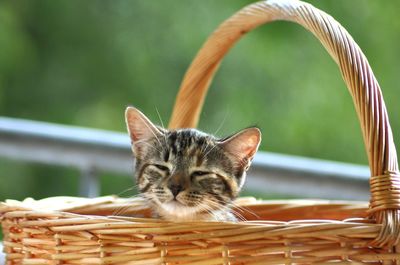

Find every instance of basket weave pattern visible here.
[0,197,385,264]
[2,0,400,264]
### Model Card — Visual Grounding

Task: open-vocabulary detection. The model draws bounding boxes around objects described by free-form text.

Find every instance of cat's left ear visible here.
[219,127,261,170]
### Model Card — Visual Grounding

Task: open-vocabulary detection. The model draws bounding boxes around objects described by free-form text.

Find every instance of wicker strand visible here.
[168,0,400,247]
[369,172,400,247]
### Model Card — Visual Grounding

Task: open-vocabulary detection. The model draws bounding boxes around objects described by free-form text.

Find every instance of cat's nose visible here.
[169,184,183,197]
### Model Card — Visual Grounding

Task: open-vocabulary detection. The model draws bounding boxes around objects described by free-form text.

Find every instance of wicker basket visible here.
[2,0,400,264]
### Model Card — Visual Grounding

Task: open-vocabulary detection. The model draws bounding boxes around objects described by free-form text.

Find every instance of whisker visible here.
[203,143,218,158]
[228,207,247,222]
[117,184,139,197]
[213,111,229,137]
[195,202,216,219]
[200,139,211,156]
[135,139,162,153]
[204,198,247,222]
[229,201,260,220]
[137,115,162,146]
[201,199,224,216]
[155,107,165,129]
[155,107,168,148]
[112,194,143,216]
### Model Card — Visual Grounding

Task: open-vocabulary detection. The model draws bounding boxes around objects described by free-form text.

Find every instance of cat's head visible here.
[125,107,261,221]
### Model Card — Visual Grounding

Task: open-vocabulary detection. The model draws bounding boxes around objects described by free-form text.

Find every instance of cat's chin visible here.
[156,200,237,222]
[158,200,202,221]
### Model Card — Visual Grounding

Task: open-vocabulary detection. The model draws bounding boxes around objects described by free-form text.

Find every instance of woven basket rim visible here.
[0,196,369,224]
[1,196,384,264]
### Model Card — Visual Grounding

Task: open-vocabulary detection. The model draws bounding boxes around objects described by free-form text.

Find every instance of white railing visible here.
[0,243,3,264]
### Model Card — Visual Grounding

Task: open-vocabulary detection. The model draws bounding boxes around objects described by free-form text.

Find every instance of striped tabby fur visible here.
[125,107,261,221]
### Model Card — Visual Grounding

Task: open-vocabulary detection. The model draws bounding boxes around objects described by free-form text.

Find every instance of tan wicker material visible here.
[2,0,400,264]
[0,196,384,265]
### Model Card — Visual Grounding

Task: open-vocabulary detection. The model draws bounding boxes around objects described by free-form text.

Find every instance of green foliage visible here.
[0,0,399,200]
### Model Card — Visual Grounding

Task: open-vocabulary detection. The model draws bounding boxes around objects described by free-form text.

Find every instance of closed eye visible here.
[153,164,170,172]
[191,171,211,178]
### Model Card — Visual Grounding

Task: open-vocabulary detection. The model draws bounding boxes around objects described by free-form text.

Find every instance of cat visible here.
[125,106,261,222]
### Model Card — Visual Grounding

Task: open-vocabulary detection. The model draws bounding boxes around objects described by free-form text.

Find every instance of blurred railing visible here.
[0,243,3,264]
[0,117,371,200]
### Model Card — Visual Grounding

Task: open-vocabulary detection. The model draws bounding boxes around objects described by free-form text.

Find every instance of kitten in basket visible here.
[125,107,261,221]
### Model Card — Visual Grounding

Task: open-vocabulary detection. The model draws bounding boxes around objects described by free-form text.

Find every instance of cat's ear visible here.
[125,107,163,145]
[219,127,261,170]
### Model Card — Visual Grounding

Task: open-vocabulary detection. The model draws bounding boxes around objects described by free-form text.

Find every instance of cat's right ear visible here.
[125,107,162,152]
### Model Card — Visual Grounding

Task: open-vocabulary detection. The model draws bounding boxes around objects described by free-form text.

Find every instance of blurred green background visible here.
[0,0,399,201]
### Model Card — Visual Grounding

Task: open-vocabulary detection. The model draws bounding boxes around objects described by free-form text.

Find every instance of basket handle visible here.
[168,0,400,246]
